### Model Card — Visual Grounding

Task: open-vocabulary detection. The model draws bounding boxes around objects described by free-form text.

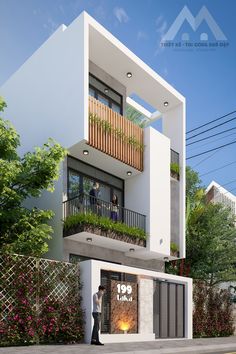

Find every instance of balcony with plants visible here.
[63,193,147,247]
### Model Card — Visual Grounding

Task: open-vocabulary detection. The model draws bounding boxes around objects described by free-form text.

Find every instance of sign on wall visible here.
[110,280,138,334]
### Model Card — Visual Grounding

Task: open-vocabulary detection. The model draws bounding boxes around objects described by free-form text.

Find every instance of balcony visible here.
[88,96,144,171]
[63,193,146,247]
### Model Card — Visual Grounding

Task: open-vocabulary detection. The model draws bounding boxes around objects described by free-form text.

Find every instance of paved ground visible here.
[1,337,236,354]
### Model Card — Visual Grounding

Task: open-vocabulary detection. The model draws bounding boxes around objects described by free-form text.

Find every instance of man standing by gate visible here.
[91,285,106,345]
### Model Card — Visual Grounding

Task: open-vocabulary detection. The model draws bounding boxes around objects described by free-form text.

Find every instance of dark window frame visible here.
[89,73,123,115]
[67,157,124,207]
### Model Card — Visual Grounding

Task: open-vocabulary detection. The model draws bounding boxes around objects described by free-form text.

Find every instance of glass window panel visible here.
[89,74,122,105]
[83,176,94,195]
[89,87,95,97]
[68,170,81,198]
[111,102,121,114]
[68,157,124,190]
[97,93,109,107]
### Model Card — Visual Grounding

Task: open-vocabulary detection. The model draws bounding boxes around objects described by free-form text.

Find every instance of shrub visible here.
[64,212,146,240]
[193,281,234,337]
[170,241,179,255]
[170,162,180,176]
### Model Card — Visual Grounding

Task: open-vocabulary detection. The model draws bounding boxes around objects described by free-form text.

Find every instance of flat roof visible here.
[81,12,185,114]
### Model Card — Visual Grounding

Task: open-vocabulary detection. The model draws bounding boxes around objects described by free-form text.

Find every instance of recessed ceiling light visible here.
[127,171,132,176]
[129,248,135,252]
[86,237,92,242]
[126,72,132,78]
[104,88,109,94]
[164,101,169,107]
[83,150,89,155]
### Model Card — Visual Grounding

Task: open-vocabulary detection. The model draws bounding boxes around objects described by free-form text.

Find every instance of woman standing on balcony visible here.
[111,193,119,222]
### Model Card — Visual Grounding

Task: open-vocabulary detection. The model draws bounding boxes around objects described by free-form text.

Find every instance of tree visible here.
[167,167,236,286]
[0,97,67,256]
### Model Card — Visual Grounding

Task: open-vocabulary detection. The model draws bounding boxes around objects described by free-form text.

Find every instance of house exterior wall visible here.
[171,179,180,247]
[1,13,88,154]
[63,238,165,271]
[80,260,192,343]
[125,127,171,255]
[162,103,186,258]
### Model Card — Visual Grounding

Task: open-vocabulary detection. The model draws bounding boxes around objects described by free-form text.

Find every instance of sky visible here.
[1,0,236,192]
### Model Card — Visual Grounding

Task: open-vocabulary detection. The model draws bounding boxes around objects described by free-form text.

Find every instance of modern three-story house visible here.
[1,11,192,343]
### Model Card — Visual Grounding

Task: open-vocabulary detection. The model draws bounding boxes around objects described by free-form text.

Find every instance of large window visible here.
[67,157,124,207]
[89,73,123,114]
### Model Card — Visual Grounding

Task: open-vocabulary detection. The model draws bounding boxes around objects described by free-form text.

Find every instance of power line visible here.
[221,179,236,187]
[192,151,218,168]
[187,140,236,160]
[188,132,236,152]
[200,159,236,177]
[186,110,236,134]
[186,127,236,146]
[186,116,236,141]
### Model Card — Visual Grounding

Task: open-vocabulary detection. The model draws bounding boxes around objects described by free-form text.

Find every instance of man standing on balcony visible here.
[89,182,100,214]
[91,285,106,345]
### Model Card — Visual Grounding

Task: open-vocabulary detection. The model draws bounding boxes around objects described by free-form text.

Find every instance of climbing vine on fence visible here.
[0,254,84,346]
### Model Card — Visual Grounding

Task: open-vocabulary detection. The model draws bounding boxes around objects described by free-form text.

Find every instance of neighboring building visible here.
[206,180,236,304]
[206,180,236,216]
[0,12,192,342]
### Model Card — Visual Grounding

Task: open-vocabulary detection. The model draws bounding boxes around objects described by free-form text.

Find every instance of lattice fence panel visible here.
[0,254,79,320]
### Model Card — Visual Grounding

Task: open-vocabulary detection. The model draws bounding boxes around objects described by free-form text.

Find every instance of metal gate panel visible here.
[153,281,160,338]
[153,280,185,339]
[176,284,184,337]
[168,283,176,337]
[159,282,168,338]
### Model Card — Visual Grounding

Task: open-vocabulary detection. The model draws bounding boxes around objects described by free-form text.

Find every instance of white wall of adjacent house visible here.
[0,12,88,155]
[125,126,171,255]
[162,103,186,258]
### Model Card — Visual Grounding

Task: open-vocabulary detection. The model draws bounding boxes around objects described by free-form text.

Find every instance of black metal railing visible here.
[171,149,179,165]
[63,193,146,232]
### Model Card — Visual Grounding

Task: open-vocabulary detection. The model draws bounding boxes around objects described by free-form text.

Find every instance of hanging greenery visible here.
[89,113,145,152]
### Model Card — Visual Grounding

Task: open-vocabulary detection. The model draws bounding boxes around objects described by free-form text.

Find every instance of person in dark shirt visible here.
[89,182,100,214]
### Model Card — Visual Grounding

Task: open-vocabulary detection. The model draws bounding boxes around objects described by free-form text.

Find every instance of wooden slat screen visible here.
[88,96,144,171]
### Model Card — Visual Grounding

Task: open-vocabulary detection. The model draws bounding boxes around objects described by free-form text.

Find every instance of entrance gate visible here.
[153,280,185,338]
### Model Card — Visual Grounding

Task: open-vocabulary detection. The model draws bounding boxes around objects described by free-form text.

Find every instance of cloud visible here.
[113,7,129,23]
[137,30,148,41]
[156,16,167,39]
[43,17,59,34]
[155,15,168,55]
[94,4,106,20]
[163,67,168,76]
[59,4,65,15]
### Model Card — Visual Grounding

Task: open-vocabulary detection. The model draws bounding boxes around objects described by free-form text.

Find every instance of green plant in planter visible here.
[89,113,145,152]
[170,162,180,177]
[170,241,179,255]
[64,212,146,241]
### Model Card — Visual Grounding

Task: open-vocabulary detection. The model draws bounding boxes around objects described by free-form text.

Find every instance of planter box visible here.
[63,223,146,247]
[170,170,179,181]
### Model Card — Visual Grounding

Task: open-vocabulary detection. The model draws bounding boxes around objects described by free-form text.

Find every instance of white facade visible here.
[206,181,236,216]
[80,260,192,343]
[0,11,190,341]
